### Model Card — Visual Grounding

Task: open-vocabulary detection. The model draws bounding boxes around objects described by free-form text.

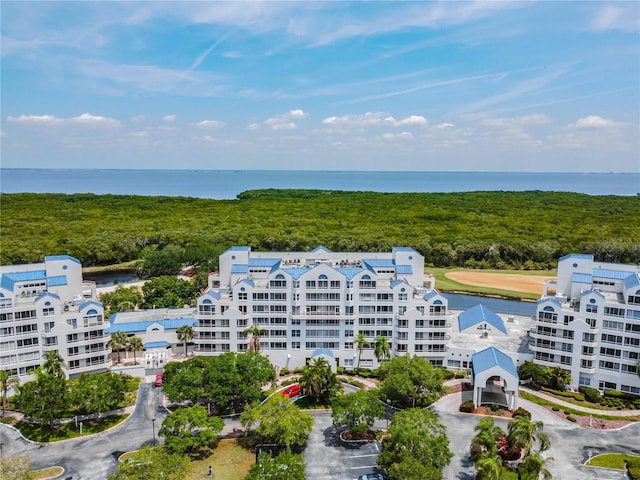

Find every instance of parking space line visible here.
[347,454,378,459]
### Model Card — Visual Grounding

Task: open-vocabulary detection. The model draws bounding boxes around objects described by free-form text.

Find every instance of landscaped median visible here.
[585,453,640,479]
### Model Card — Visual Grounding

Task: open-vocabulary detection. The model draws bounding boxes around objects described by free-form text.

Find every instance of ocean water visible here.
[1,169,638,199]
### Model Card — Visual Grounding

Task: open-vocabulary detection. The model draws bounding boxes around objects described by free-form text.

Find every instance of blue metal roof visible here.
[624,273,640,290]
[458,304,508,335]
[362,259,395,267]
[392,247,417,253]
[79,300,102,311]
[423,290,442,301]
[311,246,332,253]
[238,278,254,288]
[472,347,518,377]
[45,255,81,264]
[249,258,281,267]
[281,267,310,280]
[537,297,561,309]
[144,341,170,348]
[3,270,47,282]
[581,290,604,300]
[391,279,406,288]
[106,317,196,333]
[35,292,60,302]
[202,290,220,300]
[560,253,593,261]
[395,265,413,274]
[336,268,364,280]
[47,275,68,286]
[593,268,635,280]
[572,273,592,283]
[231,264,248,274]
[226,246,250,252]
[311,347,334,358]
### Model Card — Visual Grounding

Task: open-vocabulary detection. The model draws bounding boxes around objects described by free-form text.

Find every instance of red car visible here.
[281,384,301,397]
[154,373,164,387]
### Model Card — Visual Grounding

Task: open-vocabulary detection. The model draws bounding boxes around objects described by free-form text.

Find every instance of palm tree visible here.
[245,324,264,353]
[507,416,550,459]
[373,336,391,364]
[126,336,144,365]
[471,417,505,461]
[42,350,65,378]
[543,366,571,391]
[107,331,128,365]
[517,452,552,480]
[475,455,503,480]
[299,357,338,403]
[176,325,194,358]
[0,370,10,417]
[354,333,370,373]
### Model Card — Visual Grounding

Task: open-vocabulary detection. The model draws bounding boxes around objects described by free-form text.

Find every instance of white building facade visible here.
[193,246,449,370]
[532,254,640,395]
[0,256,111,380]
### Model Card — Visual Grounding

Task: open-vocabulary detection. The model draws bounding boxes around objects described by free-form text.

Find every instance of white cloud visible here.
[163,114,176,122]
[7,112,120,127]
[435,122,455,129]
[382,131,414,140]
[323,112,386,127]
[7,114,62,125]
[572,115,616,129]
[223,51,241,58]
[131,131,149,137]
[589,4,640,33]
[263,109,309,130]
[481,114,553,128]
[71,113,121,126]
[384,115,428,127]
[246,123,261,131]
[130,115,145,122]
[193,119,226,129]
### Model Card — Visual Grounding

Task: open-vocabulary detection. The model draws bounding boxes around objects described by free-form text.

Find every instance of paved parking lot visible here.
[305,411,386,480]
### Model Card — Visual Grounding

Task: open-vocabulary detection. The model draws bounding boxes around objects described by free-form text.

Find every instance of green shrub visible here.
[564,410,571,416]
[279,368,289,376]
[626,457,640,479]
[490,403,502,413]
[336,366,345,375]
[459,401,475,413]
[512,407,532,419]
[579,386,601,403]
[552,406,560,412]
[441,368,455,380]
[566,416,577,422]
[358,370,371,378]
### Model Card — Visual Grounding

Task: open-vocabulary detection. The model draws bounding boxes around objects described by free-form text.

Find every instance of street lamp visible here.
[152,418,156,446]
[386,399,391,430]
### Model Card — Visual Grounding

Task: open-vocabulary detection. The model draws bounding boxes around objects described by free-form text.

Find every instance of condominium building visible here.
[194,246,449,370]
[532,254,640,395]
[0,256,111,380]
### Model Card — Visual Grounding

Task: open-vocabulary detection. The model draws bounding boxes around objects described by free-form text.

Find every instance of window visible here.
[624,337,640,346]
[604,307,625,317]
[586,304,598,314]
[237,292,248,300]
[582,332,596,343]
[306,281,316,288]
[586,318,597,329]
[601,334,622,345]
[603,320,624,331]
[563,315,574,325]
[344,330,353,337]
[625,323,640,333]
[538,311,558,323]
[291,330,300,337]
[622,364,638,374]
[598,360,620,371]
[600,347,621,357]
[398,293,408,301]
[330,281,341,289]
[42,307,54,316]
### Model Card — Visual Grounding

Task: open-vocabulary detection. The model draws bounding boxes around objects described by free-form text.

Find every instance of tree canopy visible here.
[377,408,453,480]
[2,191,638,269]
[162,352,275,414]
[331,389,385,438]
[377,355,446,408]
[245,451,306,480]
[108,446,190,480]
[159,404,224,455]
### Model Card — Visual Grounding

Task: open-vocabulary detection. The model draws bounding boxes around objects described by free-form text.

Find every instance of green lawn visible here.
[15,414,129,442]
[188,439,254,480]
[519,392,640,422]
[587,453,640,470]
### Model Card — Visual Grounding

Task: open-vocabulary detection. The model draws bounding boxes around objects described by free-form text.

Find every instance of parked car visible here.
[281,383,301,397]
[154,373,164,387]
[357,474,388,480]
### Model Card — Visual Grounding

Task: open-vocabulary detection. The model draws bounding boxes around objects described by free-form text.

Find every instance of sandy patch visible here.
[445,272,554,295]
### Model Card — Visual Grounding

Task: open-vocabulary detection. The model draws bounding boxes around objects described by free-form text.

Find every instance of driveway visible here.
[1,380,168,480]
[432,390,640,480]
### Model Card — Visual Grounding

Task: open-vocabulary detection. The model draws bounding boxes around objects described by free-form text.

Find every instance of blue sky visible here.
[1,1,639,172]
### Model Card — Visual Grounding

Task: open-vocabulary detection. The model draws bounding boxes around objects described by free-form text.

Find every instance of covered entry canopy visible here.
[471,346,519,410]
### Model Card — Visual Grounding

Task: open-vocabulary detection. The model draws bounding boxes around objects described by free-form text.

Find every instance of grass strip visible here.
[520,392,640,422]
[15,414,128,442]
[188,439,254,480]
[33,466,64,479]
[587,453,640,469]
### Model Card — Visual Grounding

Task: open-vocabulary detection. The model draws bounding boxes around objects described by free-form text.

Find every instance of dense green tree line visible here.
[1,190,638,269]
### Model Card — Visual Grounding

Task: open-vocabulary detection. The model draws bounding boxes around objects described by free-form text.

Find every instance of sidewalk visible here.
[520,386,640,417]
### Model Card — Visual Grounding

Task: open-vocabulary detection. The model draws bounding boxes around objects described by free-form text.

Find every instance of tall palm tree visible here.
[299,357,338,403]
[517,452,552,480]
[107,331,128,365]
[0,370,10,417]
[373,336,391,364]
[42,350,65,378]
[507,416,550,459]
[126,336,144,365]
[176,325,194,358]
[245,324,264,353]
[354,333,370,373]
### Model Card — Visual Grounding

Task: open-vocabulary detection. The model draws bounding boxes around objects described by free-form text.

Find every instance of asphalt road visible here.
[2,383,639,480]
[1,381,168,480]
